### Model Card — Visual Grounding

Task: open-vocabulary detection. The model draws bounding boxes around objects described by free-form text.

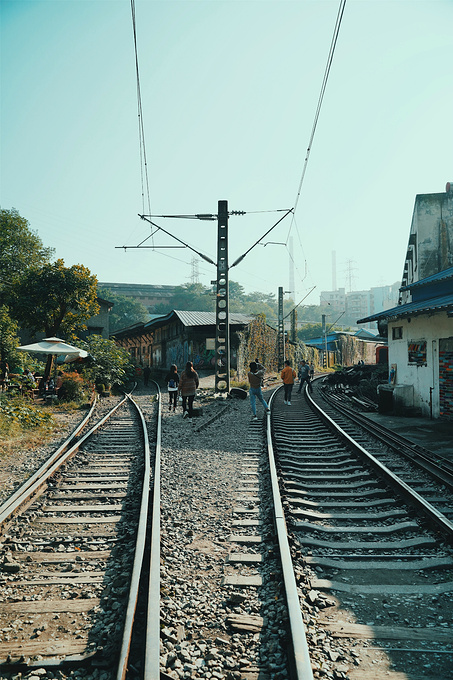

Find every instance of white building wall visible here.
[388,313,453,418]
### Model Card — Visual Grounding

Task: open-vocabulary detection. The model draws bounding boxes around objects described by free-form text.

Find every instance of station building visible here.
[358,182,453,419]
[112,310,254,372]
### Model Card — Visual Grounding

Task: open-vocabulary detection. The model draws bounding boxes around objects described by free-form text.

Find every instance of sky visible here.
[1,0,452,312]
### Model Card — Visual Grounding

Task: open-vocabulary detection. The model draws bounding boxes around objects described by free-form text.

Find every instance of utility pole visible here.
[278,286,285,370]
[291,308,297,343]
[215,200,230,393]
[322,313,328,368]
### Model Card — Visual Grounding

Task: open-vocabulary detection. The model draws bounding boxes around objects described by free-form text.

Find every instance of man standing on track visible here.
[281,359,296,405]
[247,361,269,421]
[297,359,310,393]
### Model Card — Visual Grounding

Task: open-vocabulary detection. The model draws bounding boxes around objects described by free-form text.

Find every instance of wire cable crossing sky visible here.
[1,0,452,305]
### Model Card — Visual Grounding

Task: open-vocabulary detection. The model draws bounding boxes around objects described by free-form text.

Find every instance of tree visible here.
[297,322,351,342]
[229,280,246,301]
[0,208,53,303]
[0,305,23,370]
[80,335,135,388]
[98,288,149,332]
[164,283,215,312]
[14,259,100,338]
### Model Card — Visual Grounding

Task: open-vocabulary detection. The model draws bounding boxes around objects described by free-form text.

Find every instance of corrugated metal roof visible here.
[143,310,253,330]
[357,294,453,324]
[400,266,453,291]
[173,310,252,326]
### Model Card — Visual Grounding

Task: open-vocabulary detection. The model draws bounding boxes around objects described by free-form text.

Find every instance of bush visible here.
[79,335,135,389]
[58,372,87,402]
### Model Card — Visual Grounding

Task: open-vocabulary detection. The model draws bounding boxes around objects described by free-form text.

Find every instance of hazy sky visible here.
[2,0,452,310]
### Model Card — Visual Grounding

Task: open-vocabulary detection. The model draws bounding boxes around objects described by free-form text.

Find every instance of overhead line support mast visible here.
[215,200,230,393]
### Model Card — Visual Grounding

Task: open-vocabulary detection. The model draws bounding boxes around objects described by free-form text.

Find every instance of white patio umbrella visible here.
[17,337,88,360]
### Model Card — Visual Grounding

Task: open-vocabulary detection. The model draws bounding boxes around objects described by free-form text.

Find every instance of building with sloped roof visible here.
[358,267,453,419]
[358,182,453,419]
[112,310,253,372]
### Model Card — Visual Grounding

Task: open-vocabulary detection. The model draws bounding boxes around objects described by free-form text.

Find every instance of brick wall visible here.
[439,348,453,419]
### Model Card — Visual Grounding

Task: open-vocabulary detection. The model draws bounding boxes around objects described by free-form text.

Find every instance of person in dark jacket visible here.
[297,360,310,393]
[165,364,179,411]
[178,361,199,419]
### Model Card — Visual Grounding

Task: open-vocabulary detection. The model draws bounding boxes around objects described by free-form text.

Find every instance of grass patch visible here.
[230,379,249,390]
[0,395,57,456]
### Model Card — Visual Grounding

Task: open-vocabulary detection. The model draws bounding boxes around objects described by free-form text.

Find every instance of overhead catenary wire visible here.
[281,0,346,312]
[138,215,216,265]
[131,0,153,243]
[292,0,346,216]
[125,0,346,300]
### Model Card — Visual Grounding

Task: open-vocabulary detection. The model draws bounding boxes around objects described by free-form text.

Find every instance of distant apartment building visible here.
[320,288,346,318]
[320,283,399,329]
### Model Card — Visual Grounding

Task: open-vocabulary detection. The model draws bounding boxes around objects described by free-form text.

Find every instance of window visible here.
[392,327,403,340]
[408,341,427,365]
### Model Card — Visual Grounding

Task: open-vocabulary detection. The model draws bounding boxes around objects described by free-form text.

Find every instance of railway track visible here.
[1,376,453,680]
[0,390,160,677]
[271,380,453,680]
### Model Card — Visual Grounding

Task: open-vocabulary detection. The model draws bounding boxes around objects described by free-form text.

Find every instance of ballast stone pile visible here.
[159,396,290,679]
[1,389,359,679]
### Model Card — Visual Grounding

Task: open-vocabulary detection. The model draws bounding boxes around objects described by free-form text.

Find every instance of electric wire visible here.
[131,0,154,246]
[282,0,346,303]
[229,209,293,269]
[293,0,346,215]
[283,286,317,320]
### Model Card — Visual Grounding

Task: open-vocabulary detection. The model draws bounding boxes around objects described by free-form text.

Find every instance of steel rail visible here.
[305,385,453,541]
[267,387,314,680]
[115,390,153,680]
[0,396,127,528]
[321,389,453,487]
[144,380,162,678]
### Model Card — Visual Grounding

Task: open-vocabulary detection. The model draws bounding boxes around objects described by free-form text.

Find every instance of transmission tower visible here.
[344,259,358,292]
[190,256,200,284]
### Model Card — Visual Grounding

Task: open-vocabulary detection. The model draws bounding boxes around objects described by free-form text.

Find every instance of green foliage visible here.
[13,258,99,338]
[58,372,87,402]
[0,305,23,368]
[166,283,215,312]
[0,208,54,302]
[98,288,149,332]
[0,396,54,435]
[239,314,279,375]
[80,335,135,388]
[297,322,350,342]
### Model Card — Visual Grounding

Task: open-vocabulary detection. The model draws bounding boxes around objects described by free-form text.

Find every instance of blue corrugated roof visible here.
[400,266,453,291]
[357,293,453,324]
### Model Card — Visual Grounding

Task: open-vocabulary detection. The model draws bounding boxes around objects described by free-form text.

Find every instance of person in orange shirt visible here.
[281,360,296,405]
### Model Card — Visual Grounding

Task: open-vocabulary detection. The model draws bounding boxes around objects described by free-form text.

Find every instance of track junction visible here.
[0,376,452,680]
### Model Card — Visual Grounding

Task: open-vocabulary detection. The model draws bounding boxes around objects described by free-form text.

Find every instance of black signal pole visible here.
[278,286,285,370]
[215,200,230,393]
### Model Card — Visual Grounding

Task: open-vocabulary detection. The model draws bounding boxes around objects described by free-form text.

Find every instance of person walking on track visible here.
[297,360,311,393]
[281,359,296,405]
[178,361,199,419]
[165,364,179,411]
[247,361,269,421]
